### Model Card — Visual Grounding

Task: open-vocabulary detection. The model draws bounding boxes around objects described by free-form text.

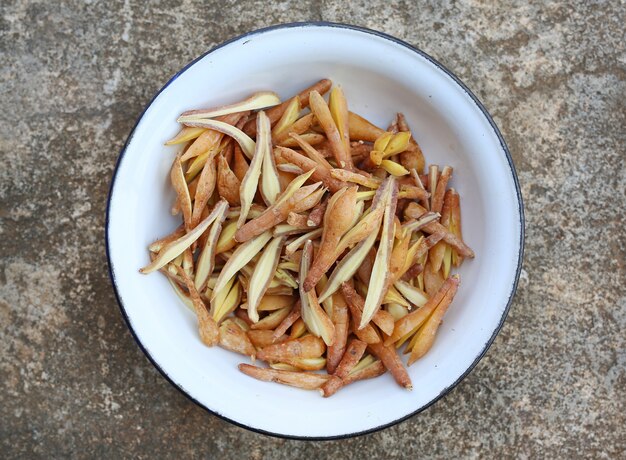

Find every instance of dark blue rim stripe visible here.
[105,21,525,441]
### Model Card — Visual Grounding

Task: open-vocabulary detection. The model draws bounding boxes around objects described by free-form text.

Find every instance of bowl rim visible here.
[105,21,525,440]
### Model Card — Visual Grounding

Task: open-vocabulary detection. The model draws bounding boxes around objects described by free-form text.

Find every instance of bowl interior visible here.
[107,24,523,438]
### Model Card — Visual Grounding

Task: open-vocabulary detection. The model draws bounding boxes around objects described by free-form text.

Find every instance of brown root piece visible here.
[175,266,218,347]
[247,329,289,348]
[256,335,326,362]
[367,341,412,390]
[309,90,353,170]
[238,364,329,390]
[306,199,328,227]
[348,112,386,142]
[191,153,217,228]
[275,146,347,193]
[303,186,358,292]
[341,283,381,344]
[431,165,452,214]
[404,203,474,258]
[232,144,249,182]
[272,302,301,339]
[320,339,368,397]
[218,320,256,358]
[326,293,350,374]
[217,153,241,206]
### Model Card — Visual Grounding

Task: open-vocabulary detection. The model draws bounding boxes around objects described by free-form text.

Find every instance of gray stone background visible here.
[1,1,624,458]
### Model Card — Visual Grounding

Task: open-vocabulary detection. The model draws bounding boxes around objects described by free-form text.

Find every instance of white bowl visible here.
[106,22,524,439]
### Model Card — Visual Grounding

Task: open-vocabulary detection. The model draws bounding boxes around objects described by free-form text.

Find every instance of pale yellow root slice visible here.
[194,203,229,290]
[215,220,238,254]
[178,91,280,122]
[171,155,193,230]
[180,127,222,162]
[271,96,301,141]
[396,113,426,174]
[329,86,351,155]
[342,360,386,386]
[247,236,285,323]
[210,231,273,300]
[404,202,474,258]
[148,225,184,253]
[317,228,377,304]
[139,200,229,274]
[281,357,326,371]
[260,116,282,206]
[428,165,439,211]
[277,162,304,175]
[360,178,398,329]
[407,274,460,365]
[409,167,430,209]
[243,79,332,136]
[386,303,409,321]
[180,118,256,159]
[273,113,314,144]
[237,111,269,227]
[394,280,428,307]
[249,306,291,330]
[299,240,336,346]
[213,279,242,323]
[285,228,323,256]
[241,294,295,312]
[165,126,205,145]
[384,275,459,346]
[380,159,409,176]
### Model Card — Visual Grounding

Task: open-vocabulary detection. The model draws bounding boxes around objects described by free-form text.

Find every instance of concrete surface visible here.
[1,1,625,458]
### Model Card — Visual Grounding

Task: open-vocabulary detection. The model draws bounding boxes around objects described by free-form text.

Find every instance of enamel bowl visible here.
[106,22,524,439]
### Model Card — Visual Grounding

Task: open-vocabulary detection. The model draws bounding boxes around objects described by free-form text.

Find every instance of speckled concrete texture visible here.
[1,1,625,458]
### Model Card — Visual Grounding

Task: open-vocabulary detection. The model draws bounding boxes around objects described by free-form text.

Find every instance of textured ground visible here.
[1,1,625,458]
